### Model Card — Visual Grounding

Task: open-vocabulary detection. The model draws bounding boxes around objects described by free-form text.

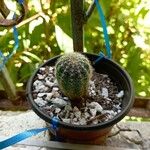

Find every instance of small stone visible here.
[87,102,93,108]
[116,90,124,98]
[79,118,87,125]
[55,108,61,114]
[39,67,45,71]
[96,106,103,113]
[62,118,71,124]
[92,119,98,125]
[64,105,72,111]
[45,93,53,101]
[114,112,117,115]
[49,66,54,73]
[70,113,74,119]
[37,93,47,97]
[49,112,54,118]
[52,87,59,92]
[43,105,55,111]
[91,90,96,95]
[34,98,47,107]
[37,74,45,80]
[45,80,54,87]
[59,110,65,118]
[53,80,58,86]
[34,84,49,92]
[117,110,121,113]
[88,102,103,113]
[45,76,54,82]
[51,98,67,107]
[73,107,82,118]
[49,105,56,112]
[72,117,79,125]
[74,110,81,119]
[73,117,78,122]
[41,86,49,92]
[65,110,70,118]
[106,101,110,104]
[89,108,97,117]
[107,79,110,83]
[72,121,80,125]
[101,87,109,98]
[84,112,90,119]
[89,80,94,85]
[63,97,69,100]
[104,110,116,118]
[106,97,112,101]
[73,106,79,112]
[52,91,60,98]
[114,104,121,110]
[45,77,51,81]
[89,81,95,89]
[33,80,43,87]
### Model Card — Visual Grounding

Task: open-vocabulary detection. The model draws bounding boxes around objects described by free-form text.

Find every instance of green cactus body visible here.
[55,53,92,104]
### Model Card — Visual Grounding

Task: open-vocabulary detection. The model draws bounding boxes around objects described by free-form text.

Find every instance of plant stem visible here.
[0,66,17,101]
[70,0,84,52]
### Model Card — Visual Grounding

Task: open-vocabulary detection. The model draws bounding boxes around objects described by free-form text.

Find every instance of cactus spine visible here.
[55,53,92,106]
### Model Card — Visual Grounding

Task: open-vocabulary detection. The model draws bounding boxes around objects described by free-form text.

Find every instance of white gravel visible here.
[32,66,124,125]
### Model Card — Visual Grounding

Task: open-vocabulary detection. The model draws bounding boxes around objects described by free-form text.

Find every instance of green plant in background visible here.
[84,0,150,97]
[55,52,92,106]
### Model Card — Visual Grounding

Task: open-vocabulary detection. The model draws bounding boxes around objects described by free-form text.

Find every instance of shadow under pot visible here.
[26,53,134,144]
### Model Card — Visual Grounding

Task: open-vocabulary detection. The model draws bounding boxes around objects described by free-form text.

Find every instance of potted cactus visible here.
[26,52,134,144]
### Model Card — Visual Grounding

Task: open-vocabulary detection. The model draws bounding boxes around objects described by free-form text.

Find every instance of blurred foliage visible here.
[0,0,150,97]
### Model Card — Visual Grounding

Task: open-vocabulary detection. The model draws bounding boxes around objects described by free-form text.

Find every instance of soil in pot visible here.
[31,65,124,126]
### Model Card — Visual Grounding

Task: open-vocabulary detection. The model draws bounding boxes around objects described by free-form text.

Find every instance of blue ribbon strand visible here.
[18,0,24,4]
[94,0,112,59]
[0,2,20,71]
[94,51,105,65]
[0,26,19,71]
[0,117,59,149]
[8,26,19,60]
[0,128,48,149]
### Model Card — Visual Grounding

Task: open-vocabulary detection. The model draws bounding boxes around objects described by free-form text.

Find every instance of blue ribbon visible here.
[94,51,105,65]
[0,24,19,71]
[18,0,24,4]
[0,117,59,149]
[48,117,59,136]
[0,128,48,149]
[8,26,19,60]
[94,0,112,61]
[0,0,21,71]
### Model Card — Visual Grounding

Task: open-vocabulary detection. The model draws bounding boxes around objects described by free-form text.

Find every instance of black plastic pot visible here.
[26,53,134,144]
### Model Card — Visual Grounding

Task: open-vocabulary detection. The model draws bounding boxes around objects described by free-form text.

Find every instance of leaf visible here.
[19,56,32,63]
[17,63,35,84]
[55,25,73,53]
[23,51,41,62]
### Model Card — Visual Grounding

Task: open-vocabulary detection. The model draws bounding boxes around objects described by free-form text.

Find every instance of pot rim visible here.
[26,53,134,130]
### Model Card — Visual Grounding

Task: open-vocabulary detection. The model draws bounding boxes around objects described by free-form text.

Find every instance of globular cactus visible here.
[55,52,92,105]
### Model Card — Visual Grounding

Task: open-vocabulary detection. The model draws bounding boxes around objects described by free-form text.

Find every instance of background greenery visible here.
[0,0,150,97]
